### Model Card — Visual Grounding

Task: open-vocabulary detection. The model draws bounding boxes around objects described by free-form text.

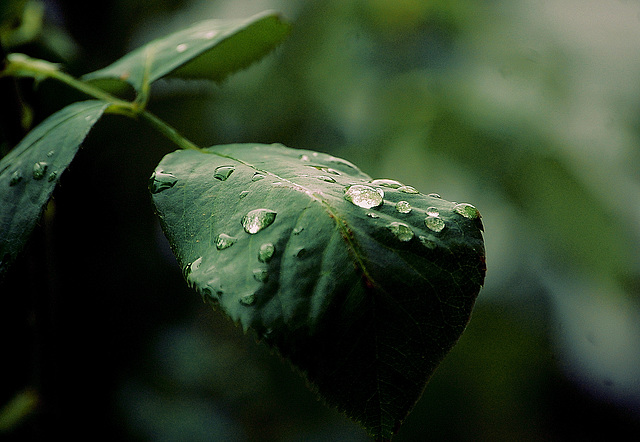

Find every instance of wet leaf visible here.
[82,11,291,94]
[150,143,486,440]
[0,100,109,278]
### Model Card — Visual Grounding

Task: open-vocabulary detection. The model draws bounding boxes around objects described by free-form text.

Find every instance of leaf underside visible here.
[150,143,486,439]
[82,11,291,94]
[0,100,109,279]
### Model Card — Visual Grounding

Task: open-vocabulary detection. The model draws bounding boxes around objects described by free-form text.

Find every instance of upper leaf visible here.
[0,100,109,279]
[150,143,486,440]
[82,11,291,94]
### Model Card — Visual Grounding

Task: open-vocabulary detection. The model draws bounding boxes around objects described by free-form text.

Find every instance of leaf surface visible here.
[150,143,486,439]
[0,100,109,278]
[82,11,290,94]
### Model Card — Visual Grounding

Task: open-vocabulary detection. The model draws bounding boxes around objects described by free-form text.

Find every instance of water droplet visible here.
[239,190,249,198]
[428,193,441,198]
[252,172,265,181]
[176,43,188,53]
[425,216,445,233]
[367,212,379,218]
[47,150,55,157]
[398,185,419,194]
[258,243,275,262]
[32,162,48,180]
[328,156,358,171]
[183,257,203,286]
[9,170,22,186]
[454,203,481,220]
[316,175,336,183]
[295,248,307,258]
[239,293,256,306]
[204,30,217,39]
[253,269,269,282]
[395,201,412,214]
[344,185,384,209]
[370,179,403,189]
[388,222,414,242]
[426,207,439,217]
[242,209,277,234]
[419,236,437,249]
[293,226,304,235]
[47,172,57,182]
[299,154,311,161]
[214,165,235,181]
[215,233,236,250]
[149,170,178,194]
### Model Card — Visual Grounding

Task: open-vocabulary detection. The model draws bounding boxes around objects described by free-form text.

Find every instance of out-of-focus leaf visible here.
[0,100,109,278]
[82,11,290,94]
[150,143,486,439]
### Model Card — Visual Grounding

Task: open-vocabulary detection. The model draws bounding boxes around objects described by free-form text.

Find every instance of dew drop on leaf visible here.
[149,170,178,194]
[425,216,446,233]
[316,175,336,183]
[370,178,403,188]
[215,233,236,250]
[258,243,275,262]
[213,165,235,181]
[398,185,419,194]
[252,172,266,181]
[32,162,48,180]
[299,154,311,161]
[242,209,277,234]
[426,207,439,217]
[47,172,57,182]
[454,203,481,220]
[428,193,441,198]
[395,201,412,214]
[239,293,256,306]
[253,269,269,282]
[388,222,414,242]
[176,43,188,53]
[9,170,22,186]
[344,185,384,209]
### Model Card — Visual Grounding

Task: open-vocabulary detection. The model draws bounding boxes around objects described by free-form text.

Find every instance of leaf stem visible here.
[138,110,203,152]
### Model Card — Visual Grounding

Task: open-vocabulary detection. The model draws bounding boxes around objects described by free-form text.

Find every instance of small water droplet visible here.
[258,243,275,262]
[253,269,269,282]
[183,257,203,286]
[428,193,441,198]
[344,185,384,209]
[395,201,412,214]
[9,170,22,186]
[293,226,304,235]
[32,162,48,180]
[242,209,277,234]
[388,222,414,242]
[370,179,403,189]
[425,216,446,232]
[398,185,419,194]
[325,168,340,175]
[149,170,178,194]
[215,233,236,250]
[239,190,249,198]
[295,248,307,258]
[214,165,235,181]
[47,150,55,157]
[367,212,379,218]
[252,172,265,181]
[419,236,437,249]
[328,156,358,171]
[316,175,336,183]
[204,30,217,39]
[454,203,481,220]
[299,154,311,161]
[176,43,188,52]
[239,293,256,306]
[426,207,439,217]
[47,171,57,182]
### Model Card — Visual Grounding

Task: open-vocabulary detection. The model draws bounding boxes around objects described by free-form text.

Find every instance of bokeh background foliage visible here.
[2,0,640,440]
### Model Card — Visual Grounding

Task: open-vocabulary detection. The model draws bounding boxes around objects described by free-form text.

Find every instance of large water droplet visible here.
[214,165,235,181]
[242,209,277,234]
[215,233,236,250]
[395,201,412,214]
[454,203,481,220]
[370,179,403,189]
[149,170,178,194]
[9,170,22,186]
[32,162,48,180]
[344,185,384,209]
[388,222,414,242]
[426,207,439,217]
[239,293,256,306]
[398,185,419,194]
[253,269,269,282]
[425,216,446,232]
[258,243,275,262]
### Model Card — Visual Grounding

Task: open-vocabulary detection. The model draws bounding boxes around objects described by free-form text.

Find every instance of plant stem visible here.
[138,110,203,152]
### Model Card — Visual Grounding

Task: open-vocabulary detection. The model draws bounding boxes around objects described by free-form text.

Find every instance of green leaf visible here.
[82,11,291,94]
[150,143,486,440]
[0,100,109,278]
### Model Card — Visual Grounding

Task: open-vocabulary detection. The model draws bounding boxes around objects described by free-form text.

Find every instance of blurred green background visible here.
[2,0,640,440]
